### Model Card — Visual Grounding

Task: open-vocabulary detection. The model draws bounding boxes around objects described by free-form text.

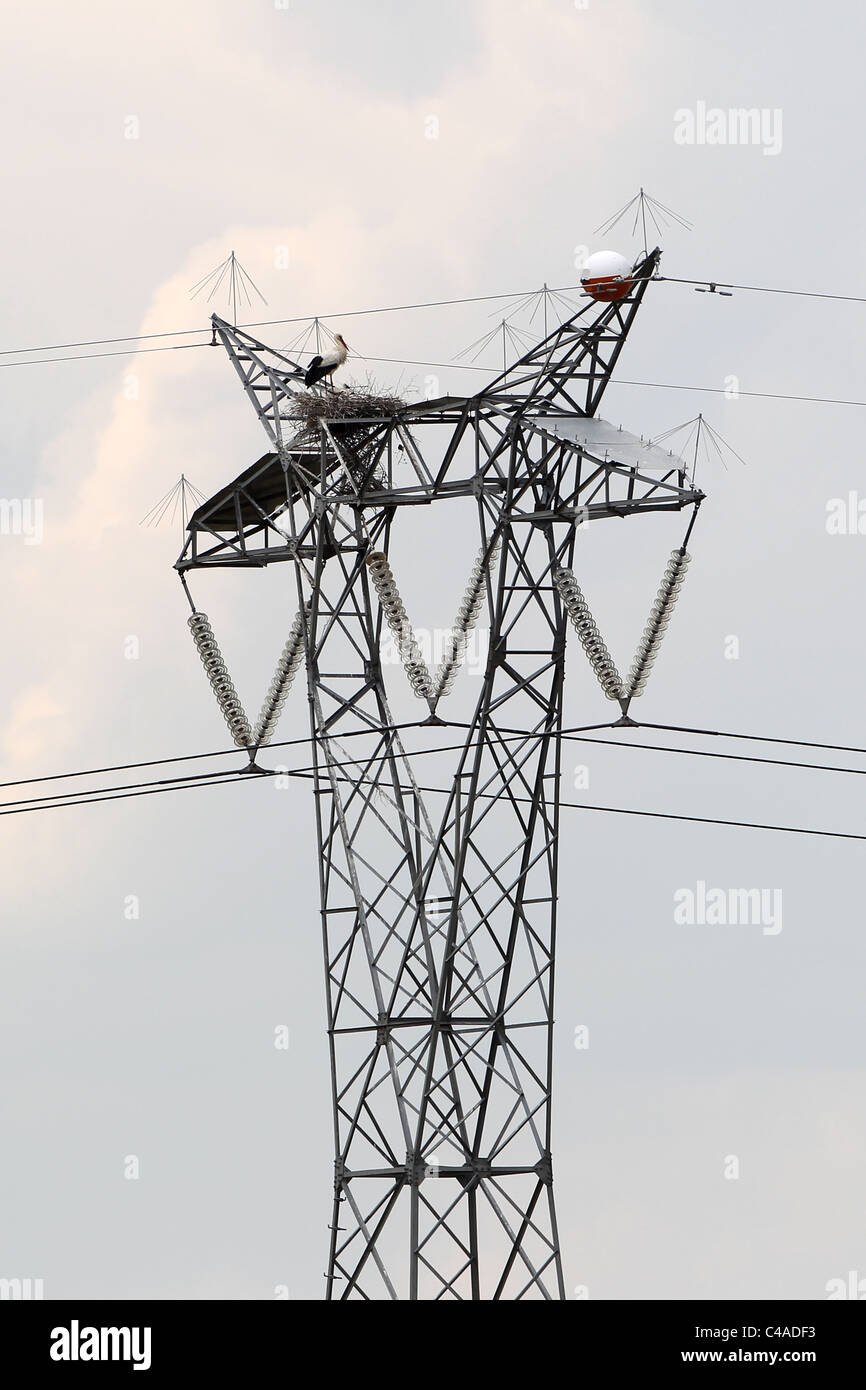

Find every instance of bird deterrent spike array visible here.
[625,548,691,699]
[187,612,254,748]
[253,606,309,746]
[553,569,625,702]
[434,539,500,701]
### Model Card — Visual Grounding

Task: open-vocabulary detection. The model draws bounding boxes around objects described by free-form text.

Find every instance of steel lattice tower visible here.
[177,248,703,1299]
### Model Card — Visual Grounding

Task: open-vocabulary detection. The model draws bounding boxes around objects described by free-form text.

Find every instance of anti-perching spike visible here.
[253,605,308,746]
[188,611,254,748]
[553,568,625,702]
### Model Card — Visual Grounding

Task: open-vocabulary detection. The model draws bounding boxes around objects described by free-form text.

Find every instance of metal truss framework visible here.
[177,249,704,1299]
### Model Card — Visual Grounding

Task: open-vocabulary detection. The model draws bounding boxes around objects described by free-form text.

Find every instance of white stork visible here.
[304,333,349,388]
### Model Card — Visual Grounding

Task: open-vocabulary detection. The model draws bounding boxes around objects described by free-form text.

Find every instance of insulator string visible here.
[625,549,691,700]
[253,606,308,746]
[365,551,435,705]
[433,539,500,702]
[187,611,254,749]
[554,568,626,703]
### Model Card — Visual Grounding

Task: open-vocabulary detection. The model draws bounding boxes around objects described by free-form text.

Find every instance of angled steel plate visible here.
[525,415,687,472]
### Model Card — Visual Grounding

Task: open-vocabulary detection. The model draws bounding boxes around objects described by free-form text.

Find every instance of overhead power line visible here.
[0,285,591,361]
[0,767,257,813]
[2,273,864,362]
[380,779,866,844]
[2,340,863,411]
[0,342,211,369]
[0,718,438,793]
[659,275,866,305]
[3,723,866,841]
[5,758,863,843]
[5,717,866,797]
[1,275,865,412]
[612,379,866,410]
[0,770,251,816]
[637,719,866,758]
[558,800,866,840]
[559,733,866,778]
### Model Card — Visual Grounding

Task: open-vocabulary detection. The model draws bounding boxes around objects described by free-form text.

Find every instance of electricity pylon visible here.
[176,248,704,1299]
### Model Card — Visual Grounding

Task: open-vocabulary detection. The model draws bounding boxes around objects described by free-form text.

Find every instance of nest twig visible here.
[285,385,405,430]
[282,381,406,489]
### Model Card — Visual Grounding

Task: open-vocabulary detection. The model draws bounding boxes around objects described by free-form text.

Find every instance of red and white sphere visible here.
[580,250,634,303]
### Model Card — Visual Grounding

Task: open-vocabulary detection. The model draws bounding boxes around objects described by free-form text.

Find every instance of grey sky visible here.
[1,0,864,1300]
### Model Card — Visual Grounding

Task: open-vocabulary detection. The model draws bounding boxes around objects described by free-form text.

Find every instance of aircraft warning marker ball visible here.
[580,250,634,302]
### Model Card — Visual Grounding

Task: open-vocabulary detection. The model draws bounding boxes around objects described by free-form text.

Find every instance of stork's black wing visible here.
[304,355,324,387]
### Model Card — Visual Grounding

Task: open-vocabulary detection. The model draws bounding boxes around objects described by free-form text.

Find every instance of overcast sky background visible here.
[1,0,864,1300]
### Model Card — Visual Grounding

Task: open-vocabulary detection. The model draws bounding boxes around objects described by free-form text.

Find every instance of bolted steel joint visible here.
[535,1153,553,1184]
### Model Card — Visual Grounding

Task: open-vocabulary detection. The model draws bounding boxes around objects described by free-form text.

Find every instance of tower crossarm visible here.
[211,314,308,452]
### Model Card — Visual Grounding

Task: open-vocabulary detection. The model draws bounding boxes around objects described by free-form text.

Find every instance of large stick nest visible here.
[286,385,406,430]
[282,383,407,488]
